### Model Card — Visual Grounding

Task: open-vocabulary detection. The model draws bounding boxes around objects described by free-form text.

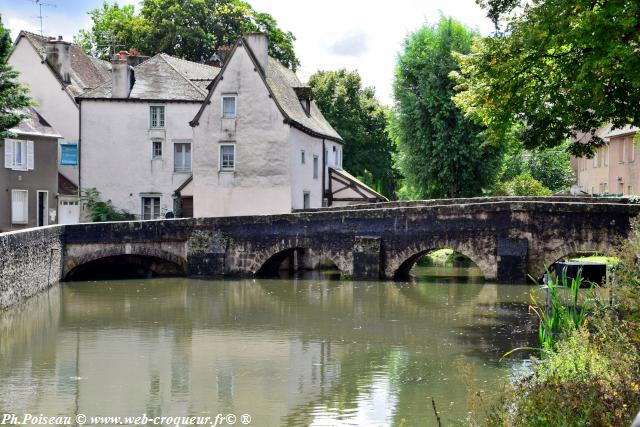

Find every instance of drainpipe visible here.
[322,139,326,206]
[78,101,82,203]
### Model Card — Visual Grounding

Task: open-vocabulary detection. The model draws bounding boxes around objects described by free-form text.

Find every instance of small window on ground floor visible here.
[141,196,161,220]
[11,189,28,224]
[303,191,310,209]
[152,140,162,158]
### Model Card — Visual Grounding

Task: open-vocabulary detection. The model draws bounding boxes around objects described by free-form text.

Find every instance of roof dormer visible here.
[293,86,313,116]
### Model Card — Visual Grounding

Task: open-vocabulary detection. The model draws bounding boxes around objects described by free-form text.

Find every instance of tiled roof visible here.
[79,53,220,101]
[19,31,111,97]
[266,57,342,141]
[12,107,61,138]
[58,173,79,196]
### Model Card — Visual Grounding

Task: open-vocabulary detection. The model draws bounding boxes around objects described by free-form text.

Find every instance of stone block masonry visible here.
[0,226,64,309]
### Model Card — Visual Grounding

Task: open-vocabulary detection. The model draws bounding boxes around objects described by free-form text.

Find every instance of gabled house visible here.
[1,108,60,231]
[190,33,386,217]
[8,31,111,223]
[77,51,220,219]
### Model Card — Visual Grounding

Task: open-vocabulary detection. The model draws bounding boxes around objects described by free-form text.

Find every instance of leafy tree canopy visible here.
[494,173,552,196]
[390,17,502,199]
[308,69,399,198]
[453,0,640,157]
[75,0,299,70]
[0,15,32,139]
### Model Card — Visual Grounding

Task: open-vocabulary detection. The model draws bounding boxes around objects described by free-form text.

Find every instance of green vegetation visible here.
[308,69,399,198]
[76,0,298,70]
[82,188,135,222]
[567,255,620,265]
[493,173,552,197]
[466,219,640,426]
[452,0,640,157]
[0,15,32,139]
[390,17,502,199]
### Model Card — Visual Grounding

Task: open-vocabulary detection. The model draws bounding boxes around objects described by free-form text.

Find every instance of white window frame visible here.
[173,141,192,173]
[37,190,49,227]
[313,155,319,179]
[221,95,237,119]
[630,138,636,162]
[603,145,609,166]
[149,105,166,129]
[141,196,161,220]
[219,144,236,171]
[152,140,163,159]
[11,189,28,224]
[4,139,32,171]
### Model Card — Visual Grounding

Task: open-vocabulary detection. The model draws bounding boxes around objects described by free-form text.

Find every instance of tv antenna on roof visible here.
[96,30,125,59]
[27,0,57,36]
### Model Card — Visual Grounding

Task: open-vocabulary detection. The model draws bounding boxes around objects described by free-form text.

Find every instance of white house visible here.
[190,33,385,217]
[78,51,220,219]
[8,31,111,224]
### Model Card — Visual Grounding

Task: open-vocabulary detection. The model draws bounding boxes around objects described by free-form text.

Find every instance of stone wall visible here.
[0,225,64,309]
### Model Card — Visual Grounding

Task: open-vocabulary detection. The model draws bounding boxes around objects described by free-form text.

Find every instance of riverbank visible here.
[464,220,640,426]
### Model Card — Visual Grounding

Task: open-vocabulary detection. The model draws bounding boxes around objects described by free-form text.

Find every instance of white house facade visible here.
[78,52,219,219]
[190,33,385,217]
[8,31,111,223]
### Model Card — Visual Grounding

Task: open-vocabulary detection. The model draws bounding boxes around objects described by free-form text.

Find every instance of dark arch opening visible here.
[256,248,341,279]
[542,250,617,285]
[394,248,484,282]
[64,255,186,281]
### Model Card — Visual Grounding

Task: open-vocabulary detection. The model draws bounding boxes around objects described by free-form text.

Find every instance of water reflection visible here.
[0,271,536,426]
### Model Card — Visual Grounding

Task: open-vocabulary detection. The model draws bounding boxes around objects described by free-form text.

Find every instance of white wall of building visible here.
[289,128,324,209]
[80,101,201,218]
[8,37,80,185]
[192,44,292,217]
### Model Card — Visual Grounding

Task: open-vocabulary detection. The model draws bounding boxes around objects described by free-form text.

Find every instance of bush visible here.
[493,173,552,196]
[82,188,135,222]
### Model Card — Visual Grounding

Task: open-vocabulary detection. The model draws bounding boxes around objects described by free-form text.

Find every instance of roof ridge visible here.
[158,53,208,96]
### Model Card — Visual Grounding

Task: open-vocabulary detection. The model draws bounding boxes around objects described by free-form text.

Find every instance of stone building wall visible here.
[0,226,64,309]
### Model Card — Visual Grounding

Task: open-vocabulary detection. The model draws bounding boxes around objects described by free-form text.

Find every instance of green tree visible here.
[453,0,640,156]
[308,69,398,198]
[0,15,32,139]
[391,17,501,199]
[494,173,552,196]
[75,0,299,70]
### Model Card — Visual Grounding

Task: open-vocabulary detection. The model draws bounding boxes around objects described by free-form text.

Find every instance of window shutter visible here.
[4,139,13,169]
[27,140,34,170]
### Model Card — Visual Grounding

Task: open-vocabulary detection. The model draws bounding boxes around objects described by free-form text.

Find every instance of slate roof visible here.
[79,53,220,101]
[12,107,61,138]
[266,58,342,142]
[191,37,343,143]
[18,31,111,97]
[58,173,79,196]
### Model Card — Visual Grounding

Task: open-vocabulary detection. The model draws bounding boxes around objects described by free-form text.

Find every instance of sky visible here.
[1,0,494,105]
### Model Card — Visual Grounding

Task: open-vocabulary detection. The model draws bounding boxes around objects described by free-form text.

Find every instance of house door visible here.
[59,198,80,224]
[37,191,48,227]
[181,197,193,218]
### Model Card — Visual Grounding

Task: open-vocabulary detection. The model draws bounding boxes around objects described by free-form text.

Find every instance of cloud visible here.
[328,31,368,57]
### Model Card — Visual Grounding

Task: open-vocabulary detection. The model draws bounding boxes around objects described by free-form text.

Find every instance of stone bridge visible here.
[63,197,639,281]
[2,197,639,308]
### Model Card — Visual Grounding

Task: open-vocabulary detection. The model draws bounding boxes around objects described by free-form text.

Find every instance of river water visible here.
[0,267,535,426]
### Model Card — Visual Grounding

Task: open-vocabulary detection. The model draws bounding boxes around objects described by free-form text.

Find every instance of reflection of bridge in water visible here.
[0,278,536,426]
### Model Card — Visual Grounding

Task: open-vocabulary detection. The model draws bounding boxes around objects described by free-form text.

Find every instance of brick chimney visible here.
[126,48,149,67]
[45,36,71,83]
[111,50,134,98]
[244,32,268,74]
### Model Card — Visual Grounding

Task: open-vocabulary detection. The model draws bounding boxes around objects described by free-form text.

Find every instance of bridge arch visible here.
[531,240,615,280]
[63,246,188,281]
[387,242,495,281]
[250,241,350,277]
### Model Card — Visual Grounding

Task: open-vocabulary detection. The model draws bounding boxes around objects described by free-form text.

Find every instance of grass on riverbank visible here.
[462,220,640,427]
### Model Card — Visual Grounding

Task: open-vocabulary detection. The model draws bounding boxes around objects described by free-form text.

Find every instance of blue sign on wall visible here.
[61,142,78,166]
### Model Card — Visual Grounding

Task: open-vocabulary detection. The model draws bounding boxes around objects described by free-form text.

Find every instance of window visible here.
[150,105,165,128]
[313,155,319,179]
[593,149,599,167]
[301,150,305,164]
[629,138,636,162]
[141,196,161,220]
[303,191,310,209]
[333,146,339,165]
[222,96,236,118]
[152,140,162,158]
[60,141,78,165]
[174,142,191,172]
[4,139,33,171]
[11,189,28,224]
[219,144,235,171]
[603,146,609,167]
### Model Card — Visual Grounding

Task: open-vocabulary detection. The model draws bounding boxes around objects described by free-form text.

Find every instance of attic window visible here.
[293,87,313,116]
